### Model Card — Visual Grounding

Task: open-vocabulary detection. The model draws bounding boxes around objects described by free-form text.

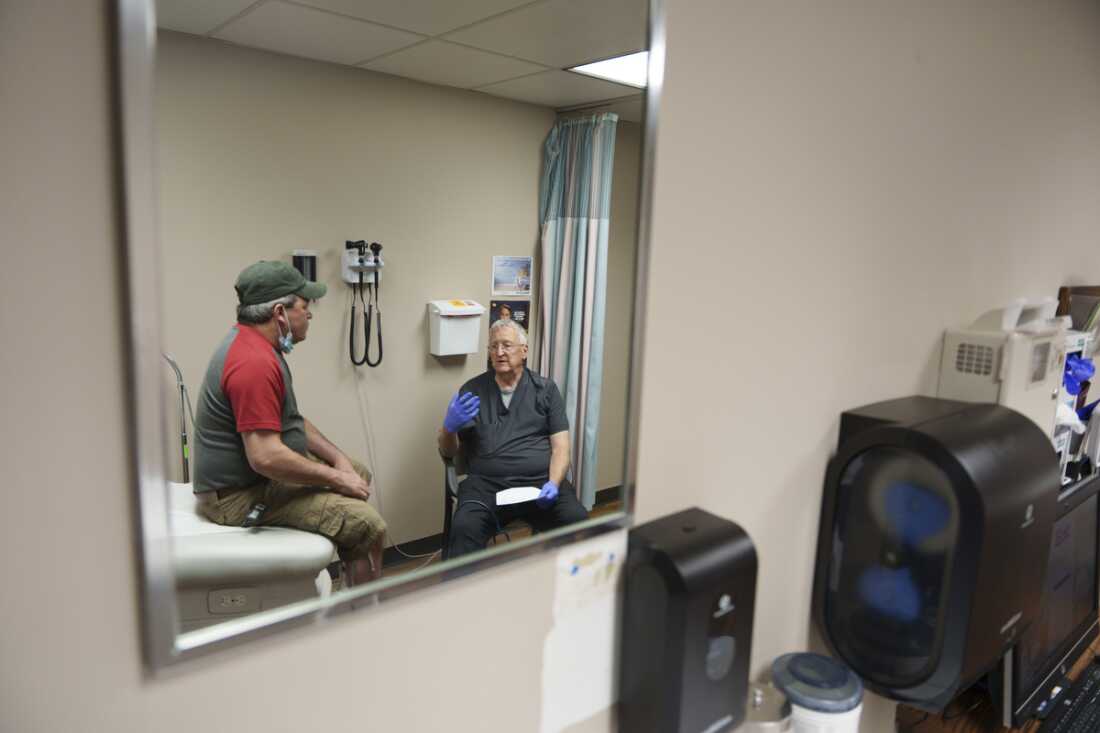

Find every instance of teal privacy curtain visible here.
[536,112,618,510]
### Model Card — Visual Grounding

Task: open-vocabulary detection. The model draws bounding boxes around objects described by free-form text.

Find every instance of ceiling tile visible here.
[477,70,640,109]
[443,0,647,68]
[213,1,423,66]
[294,0,536,37]
[155,0,257,35]
[364,41,547,89]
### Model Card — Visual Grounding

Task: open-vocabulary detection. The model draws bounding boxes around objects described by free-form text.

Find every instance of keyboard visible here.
[1039,664,1100,733]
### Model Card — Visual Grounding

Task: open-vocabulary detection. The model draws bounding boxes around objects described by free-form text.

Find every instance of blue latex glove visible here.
[883,481,950,549]
[536,481,559,508]
[1064,355,1096,396]
[858,566,920,623]
[443,392,480,433]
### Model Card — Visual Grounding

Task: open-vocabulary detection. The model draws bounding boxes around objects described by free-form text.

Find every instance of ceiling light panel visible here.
[569,51,647,88]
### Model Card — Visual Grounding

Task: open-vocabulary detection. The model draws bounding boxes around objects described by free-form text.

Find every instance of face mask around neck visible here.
[276,315,294,354]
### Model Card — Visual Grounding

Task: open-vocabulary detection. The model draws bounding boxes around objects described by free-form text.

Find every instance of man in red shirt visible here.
[193,261,386,585]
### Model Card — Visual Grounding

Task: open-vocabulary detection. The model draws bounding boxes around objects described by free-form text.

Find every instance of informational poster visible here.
[490,299,530,332]
[492,256,533,297]
[539,531,627,733]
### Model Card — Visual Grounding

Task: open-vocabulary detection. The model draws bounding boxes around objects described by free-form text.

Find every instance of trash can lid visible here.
[429,299,485,316]
[771,653,863,713]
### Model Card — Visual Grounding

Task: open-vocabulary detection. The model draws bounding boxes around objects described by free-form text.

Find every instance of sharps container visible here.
[741,684,792,732]
[771,653,863,733]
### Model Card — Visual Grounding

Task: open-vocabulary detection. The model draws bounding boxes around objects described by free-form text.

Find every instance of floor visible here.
[895,634,1100,732]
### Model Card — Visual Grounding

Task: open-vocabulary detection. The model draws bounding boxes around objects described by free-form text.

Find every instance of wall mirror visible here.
[117,0,661,668]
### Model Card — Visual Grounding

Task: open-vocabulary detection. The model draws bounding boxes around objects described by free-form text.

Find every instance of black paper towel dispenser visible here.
[813,396,1058,711]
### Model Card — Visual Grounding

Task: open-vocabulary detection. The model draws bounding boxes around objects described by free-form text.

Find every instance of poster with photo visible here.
[492,256,533,297]
[490,300,530,333]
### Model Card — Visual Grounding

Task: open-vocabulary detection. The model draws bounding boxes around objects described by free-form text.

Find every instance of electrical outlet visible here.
[218,593,246,608]
[207,587,259,614]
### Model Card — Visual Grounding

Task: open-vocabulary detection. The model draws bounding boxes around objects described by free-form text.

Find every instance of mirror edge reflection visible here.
[115,0,181,673]
[623,0,665,521]
[117,0,664,672]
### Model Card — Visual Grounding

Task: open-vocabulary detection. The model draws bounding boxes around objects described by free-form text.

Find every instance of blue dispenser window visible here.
[826,447,960,688]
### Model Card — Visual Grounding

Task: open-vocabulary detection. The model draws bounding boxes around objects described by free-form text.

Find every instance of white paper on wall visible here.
[540,530,627,733]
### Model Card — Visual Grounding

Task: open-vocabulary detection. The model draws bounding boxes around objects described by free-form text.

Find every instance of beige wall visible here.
[4,2,1100,733]
[598,120,641,493]
[155,32,639,543]
[635,1,1100,729]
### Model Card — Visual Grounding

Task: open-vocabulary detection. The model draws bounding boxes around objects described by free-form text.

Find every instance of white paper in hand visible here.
[496,486,541,506]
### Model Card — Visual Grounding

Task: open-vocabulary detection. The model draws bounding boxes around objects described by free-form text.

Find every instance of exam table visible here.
[168,481,336,631]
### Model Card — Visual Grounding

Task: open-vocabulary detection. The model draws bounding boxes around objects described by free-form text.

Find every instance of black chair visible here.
[440,451,535,561]
[440,452,463,561]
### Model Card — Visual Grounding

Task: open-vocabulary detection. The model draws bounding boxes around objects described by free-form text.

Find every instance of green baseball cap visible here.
[234,260,328,306]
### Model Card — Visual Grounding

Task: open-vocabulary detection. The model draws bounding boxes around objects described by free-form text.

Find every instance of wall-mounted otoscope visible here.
[344,240,384,367]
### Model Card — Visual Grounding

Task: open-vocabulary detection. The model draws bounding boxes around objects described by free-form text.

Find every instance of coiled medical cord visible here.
[365,275,382,367]
[348,272,383,368]
[349,273,369,366]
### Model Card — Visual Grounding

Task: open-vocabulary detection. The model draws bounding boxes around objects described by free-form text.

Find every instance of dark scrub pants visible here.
[446,368,589,558]
[449,476,589,557]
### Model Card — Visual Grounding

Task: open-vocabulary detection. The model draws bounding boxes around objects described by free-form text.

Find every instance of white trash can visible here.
[427,299,485,355]
[771,653,863,733]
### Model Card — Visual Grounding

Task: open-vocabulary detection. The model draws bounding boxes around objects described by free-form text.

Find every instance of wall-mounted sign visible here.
[492,256,533,297]
[490,299,530,332]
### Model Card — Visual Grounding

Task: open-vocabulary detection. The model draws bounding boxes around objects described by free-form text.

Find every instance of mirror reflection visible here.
[154,0,648,633]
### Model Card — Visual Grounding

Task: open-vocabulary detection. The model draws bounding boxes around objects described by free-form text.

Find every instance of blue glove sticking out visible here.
[858,566,921,622]
[1064,354,1096,397]
[443,392,480,433]
[536,481,559,508]
[883,481,950,550]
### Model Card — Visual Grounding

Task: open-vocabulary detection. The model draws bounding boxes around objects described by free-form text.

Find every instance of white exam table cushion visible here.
[169,482,335,588]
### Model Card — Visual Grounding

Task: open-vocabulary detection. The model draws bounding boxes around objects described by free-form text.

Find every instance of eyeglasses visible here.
[488,341,521,354]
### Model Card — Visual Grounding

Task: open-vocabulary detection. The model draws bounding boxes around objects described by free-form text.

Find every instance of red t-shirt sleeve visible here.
[221,339,285,433]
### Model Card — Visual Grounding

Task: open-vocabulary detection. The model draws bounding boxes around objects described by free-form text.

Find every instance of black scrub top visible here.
[457,368,569,484]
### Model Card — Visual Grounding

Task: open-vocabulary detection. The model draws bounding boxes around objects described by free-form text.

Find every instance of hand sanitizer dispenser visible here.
[619,508,758,733]
[428,300,485,356]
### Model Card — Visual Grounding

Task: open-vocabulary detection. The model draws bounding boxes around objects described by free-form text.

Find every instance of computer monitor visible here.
[995,477,1100,728]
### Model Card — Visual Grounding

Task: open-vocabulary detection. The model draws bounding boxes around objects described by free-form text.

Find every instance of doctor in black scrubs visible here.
[438,319,589,558]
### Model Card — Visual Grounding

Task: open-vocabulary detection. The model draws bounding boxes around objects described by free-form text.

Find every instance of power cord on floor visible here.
[352,367,438,560]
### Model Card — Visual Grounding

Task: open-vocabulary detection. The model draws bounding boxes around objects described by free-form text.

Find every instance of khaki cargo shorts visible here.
[197,457,386,561]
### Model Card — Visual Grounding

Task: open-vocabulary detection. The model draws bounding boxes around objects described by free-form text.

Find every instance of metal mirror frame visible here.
[114,0,664,671]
